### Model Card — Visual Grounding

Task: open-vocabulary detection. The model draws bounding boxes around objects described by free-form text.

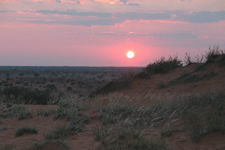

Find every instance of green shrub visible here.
[36,109,56,117]
[2,87,52,104]
[160,128,178,137]
[94,126,165,150]
[183,112,204,142]
[52,99,90,136]
[136,56,182,78]
[66,86,72,91]
[45,126,68,140]
[0,106,32,120]
[30,140,69,150]
[146,56,182,75]
[206,45,224,63]
[15,126,38,137]
[46,84,57,91]
[3,144,14,150]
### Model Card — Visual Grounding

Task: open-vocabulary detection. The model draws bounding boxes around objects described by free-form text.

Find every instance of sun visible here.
[126,51,135,59]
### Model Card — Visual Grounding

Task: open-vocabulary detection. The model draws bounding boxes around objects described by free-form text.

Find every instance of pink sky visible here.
[0,0,225,66]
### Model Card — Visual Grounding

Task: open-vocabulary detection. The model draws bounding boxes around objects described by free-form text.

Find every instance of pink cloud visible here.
[0,0,18,2]
[32,0,43,2]
[94,0,119,4]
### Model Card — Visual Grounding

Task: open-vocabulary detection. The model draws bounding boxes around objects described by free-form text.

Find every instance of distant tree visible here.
[67,86,72,91]
[33,73,40,77]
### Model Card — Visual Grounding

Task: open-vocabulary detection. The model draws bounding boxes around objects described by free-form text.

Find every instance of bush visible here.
[46,84,57,91]
[136,56,182,78]
[30,140,69,150]
[36,109,56,117]
[94,126,165,150]
[160,128,178,137]
[146,56,182,75]
[206,45,224,63]
[15,126,38,137]
[66,86,72,91]
[45,126,68,140]
[183,112,204,142]
[1,87,52,104]
[0,106,32,120]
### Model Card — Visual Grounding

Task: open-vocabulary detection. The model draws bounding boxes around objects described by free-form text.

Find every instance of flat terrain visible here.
[0,66,142,98]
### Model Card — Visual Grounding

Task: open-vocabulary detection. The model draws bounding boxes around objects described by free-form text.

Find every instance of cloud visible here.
[36,9,112,17]
[25,19,121,26]
[127,3,139,6]
[0,11,8,13]
[119,0,139,6]
[152,33,198,39]
[115,12,171,20]
[177,11,225,23]
[13,9,225,26]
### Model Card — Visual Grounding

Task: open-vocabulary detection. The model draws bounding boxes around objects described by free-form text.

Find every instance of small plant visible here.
[160,128,178,137]
[45,126,68,140]
[53,97,90,136]
[46,84,57,91]
[94,126,165,150]
[36,109,56,117]
[3,144,14,150]
[184,52,204,65]
[183,112,204,142]
[15,126,38,137]
[66,86,72,91]
[206,45,224,63]
[2,87,52,104]
[30,140,69,150]
[33,73,40,77]
[0,106,32,120]
[184,52,193,65]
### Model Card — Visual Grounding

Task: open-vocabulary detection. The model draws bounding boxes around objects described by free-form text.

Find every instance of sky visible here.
[0,0,225,66]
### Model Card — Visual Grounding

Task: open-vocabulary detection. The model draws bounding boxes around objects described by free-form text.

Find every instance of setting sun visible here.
[126,51,135,59]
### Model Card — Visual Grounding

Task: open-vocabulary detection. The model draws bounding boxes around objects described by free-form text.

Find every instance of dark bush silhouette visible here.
[2,87,52,104]
[146,56,182,75]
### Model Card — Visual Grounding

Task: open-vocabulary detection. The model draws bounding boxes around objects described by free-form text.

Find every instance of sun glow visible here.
[126,51,134,59]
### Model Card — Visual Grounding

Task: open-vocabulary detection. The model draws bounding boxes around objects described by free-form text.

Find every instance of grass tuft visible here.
[30,140,69,150]
[36,109,56,117]
[15,126,38,137]
[94,125,165,150]
[45,126,68,140]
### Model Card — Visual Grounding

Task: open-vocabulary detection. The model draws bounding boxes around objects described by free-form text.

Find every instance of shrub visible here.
[30,140,69,150]
[183,112,204,142]
[66,86,72,91]
[53,98,90,135]
[46,84,57,91]
[135,56,182,78]
[45,126,68,140]
[0,106,32,120]
[146,56,182,75]
[15,126,38,137]
[36,109,56,117]
[3,144,14,150]
[160,128,178,137]
[33,73,40,77]
[94,126,165,150]
[2,87,52,104]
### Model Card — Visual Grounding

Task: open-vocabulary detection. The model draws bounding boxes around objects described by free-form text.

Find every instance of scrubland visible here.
[1,46,225,150]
